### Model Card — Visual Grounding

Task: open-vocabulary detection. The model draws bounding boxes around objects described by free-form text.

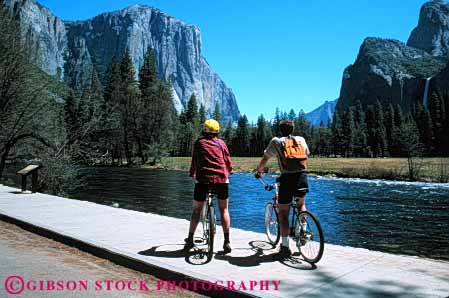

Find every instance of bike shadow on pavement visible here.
[214,240,316,270]
[138,241,213,266]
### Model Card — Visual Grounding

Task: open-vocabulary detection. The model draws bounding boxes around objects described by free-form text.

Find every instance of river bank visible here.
[146,157,449,183]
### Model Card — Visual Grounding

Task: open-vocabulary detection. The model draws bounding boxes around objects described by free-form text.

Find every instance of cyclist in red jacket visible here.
[184,119,233,254]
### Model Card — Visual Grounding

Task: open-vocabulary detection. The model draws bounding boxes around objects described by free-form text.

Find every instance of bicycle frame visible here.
[259,175,325,263]
[259,177,305,237]
[259,177,299,219]
[202,193,216,235]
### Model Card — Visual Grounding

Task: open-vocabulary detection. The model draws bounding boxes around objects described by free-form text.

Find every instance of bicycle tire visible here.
[264,202,280,245]
[296,210,324,263]
[207,206,215,260]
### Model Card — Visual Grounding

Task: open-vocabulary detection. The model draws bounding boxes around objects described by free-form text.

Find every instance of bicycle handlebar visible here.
[256,176,274,192]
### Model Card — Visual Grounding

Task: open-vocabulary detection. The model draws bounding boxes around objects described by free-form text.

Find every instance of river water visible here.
[67,168,449,261]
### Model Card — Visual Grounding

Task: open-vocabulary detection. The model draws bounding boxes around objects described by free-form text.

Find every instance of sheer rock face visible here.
[5,0,240,123]
[4,0,68,79]
[306,99,337,126]
[337,1,449,112]
[407,0,449,56]
[337,37,440,111]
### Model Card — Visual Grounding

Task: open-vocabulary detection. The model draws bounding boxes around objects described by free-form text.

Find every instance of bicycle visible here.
[258,175,324,263]
[197,191,217,261]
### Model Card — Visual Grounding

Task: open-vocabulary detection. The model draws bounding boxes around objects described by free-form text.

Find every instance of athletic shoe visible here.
[223,241,232,254]
[278,245,292,258]
[183,238,194,250]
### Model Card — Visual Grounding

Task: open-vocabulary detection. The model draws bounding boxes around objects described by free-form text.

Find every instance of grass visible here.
[153,157,449,182]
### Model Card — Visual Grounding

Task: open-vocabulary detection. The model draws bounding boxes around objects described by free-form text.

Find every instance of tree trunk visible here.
[0,151,9,181]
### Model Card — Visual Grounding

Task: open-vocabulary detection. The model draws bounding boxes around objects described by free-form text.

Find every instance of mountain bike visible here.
[198,191,216,261]
[258,176,324,263]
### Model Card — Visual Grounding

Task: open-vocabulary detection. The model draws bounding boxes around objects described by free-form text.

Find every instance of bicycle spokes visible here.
[265,202,280,245]
[296,211,324,263]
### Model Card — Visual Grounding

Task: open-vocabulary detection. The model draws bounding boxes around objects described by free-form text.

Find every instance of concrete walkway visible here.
[0,185,448,298]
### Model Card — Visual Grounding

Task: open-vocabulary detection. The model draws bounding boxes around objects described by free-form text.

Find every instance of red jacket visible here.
[189,136,233,184]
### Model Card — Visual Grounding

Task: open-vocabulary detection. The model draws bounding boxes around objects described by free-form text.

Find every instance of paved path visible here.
[0,185,448,298]
[0,220,205,298]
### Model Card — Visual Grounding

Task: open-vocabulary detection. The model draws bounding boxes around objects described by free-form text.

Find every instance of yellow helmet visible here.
[203,119,220,134]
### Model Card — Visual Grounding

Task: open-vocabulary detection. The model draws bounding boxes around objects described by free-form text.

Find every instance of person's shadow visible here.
[214,240,316,270]
[138,240,317,269]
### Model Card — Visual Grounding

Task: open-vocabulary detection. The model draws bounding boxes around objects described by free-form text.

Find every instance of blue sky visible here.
[39,0,428,122]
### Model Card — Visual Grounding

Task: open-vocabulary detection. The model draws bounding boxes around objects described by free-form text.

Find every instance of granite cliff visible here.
[337,0,449,112]
[4,0,240,123]
[407,0,449,56]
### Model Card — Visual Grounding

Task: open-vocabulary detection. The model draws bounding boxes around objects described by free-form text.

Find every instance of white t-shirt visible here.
[264,136,310,173]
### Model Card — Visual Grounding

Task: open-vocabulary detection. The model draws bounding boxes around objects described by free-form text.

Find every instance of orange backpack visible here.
[282,136,308,170]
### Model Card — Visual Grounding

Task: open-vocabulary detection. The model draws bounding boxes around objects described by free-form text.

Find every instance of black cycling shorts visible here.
[278,171,309,204]
[194,183,229,201]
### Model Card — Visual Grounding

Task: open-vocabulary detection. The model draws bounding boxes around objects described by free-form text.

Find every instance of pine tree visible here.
[213,102,221,125]
[272,107,281,137]
[353,100,366,128]
[384,103,395,156]
[139,48,158,96]
[353,128,368,157]
[223,121,234,154]
[119,51,138,165]
[199,104,206,131]
[120,50,136,90]
[139,49,158,152]
[393,104,404,128]
[79,69,104,124]
[317,121,330,156]
[341,109,355,157]
[249,127,258,157]
[102,57,123,164]
[414,101,433,154]
[150,81,176,160]
[442,91,449,154]
[255,114,269,156]
[104,56,121,107]
[178,94,200,156]
[295,111,309,139]
[350,101,368,157]
[233,115,250,156]
[288,109,296,120]
[374,100,388,157]
[330,111,343,156]
[186,94,199,124]
[429,91,445,154]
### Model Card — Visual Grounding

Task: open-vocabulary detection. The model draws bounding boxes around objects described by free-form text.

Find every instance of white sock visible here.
[302,223,308,231]
[282,236,289,247]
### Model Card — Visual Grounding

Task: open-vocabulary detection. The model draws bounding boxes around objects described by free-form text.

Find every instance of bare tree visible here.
[0,7,53,179]
[397,120,424,180]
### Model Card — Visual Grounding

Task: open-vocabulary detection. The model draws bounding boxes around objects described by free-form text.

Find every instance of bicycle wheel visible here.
[207,206,215,260]
[296,210,324,263]
[264,202,280,245]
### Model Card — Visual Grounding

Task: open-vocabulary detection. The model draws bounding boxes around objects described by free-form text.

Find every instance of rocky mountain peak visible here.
[305,99,337,126]
[337,1,449,113]
[407,0,449,56]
